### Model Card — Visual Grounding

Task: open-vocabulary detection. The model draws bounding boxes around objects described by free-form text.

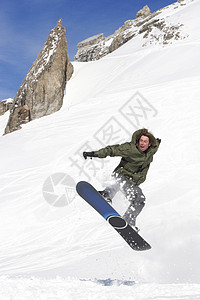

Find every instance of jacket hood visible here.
[132,128,157,147]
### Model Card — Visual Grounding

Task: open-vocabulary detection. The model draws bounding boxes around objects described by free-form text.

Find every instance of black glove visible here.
[83,151,98,159]
[157,138,161,144]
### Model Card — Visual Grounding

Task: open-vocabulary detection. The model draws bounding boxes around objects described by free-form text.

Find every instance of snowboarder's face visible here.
[139,135,151,151]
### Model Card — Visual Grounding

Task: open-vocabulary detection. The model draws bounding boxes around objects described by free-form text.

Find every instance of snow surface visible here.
[1,98,13,104]
[0,0,200,298]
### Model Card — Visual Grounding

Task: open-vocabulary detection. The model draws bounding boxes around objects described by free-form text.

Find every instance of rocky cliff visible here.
[4,19,73,135]
[74,2,186,62]
[0,98,13,116]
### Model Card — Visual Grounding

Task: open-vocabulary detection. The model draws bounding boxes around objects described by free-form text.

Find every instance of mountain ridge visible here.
[74,0,190,62]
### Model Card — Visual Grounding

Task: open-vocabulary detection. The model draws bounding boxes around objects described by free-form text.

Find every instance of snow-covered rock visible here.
[74,1,188,62]
[4,19,73,135]
[0,98,13,116]
[136,5,151,19]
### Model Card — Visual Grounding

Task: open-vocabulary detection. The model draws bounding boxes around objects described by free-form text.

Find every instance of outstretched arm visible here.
[94,142,132,158]
[83,142,132,159]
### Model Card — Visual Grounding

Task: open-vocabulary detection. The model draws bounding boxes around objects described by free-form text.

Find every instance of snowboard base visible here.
[76,181,151,251]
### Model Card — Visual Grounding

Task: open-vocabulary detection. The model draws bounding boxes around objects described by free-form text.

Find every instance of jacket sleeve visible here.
[94,142,132,158]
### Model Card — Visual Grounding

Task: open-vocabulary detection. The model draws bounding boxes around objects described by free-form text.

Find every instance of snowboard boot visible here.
[98,190,112,205]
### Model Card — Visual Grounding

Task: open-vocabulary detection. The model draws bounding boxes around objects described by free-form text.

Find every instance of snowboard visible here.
[76,181,151,251]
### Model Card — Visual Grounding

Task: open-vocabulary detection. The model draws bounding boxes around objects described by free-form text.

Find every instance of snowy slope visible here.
[0,0,200,298]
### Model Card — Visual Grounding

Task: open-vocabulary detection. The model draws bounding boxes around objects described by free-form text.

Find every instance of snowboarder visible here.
[83,128,161,231]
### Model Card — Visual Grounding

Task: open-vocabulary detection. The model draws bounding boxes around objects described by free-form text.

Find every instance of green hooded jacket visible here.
[94,129,160,186]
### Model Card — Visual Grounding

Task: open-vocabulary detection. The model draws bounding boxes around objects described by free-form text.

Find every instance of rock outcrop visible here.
[77,33,105,49]
[136,5,151,19]
[74,6,152,62]
[0,98,13,116]
[4,19,73,135]
[74,3,186,62]
[75,34,107,62]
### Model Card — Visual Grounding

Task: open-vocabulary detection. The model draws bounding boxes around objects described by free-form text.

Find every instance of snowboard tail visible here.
[76,181,151,251]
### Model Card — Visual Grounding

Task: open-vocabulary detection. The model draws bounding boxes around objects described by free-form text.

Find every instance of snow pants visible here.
[104,173,145,227]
